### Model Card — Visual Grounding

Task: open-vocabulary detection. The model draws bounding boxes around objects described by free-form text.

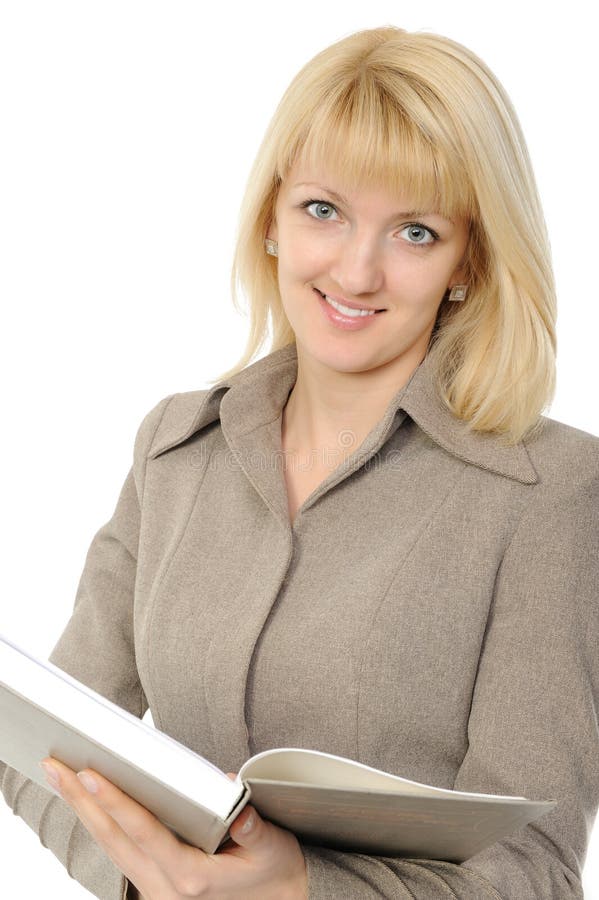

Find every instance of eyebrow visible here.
[292,182,454,225]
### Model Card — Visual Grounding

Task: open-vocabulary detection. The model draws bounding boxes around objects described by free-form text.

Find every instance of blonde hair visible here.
[213,26,556,445]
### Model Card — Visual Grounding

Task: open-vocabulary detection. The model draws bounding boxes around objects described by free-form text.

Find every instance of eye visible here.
[399,223,438,245]
[301,199,340,221]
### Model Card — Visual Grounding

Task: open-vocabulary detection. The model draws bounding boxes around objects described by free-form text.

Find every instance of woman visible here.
[2,25,598,899]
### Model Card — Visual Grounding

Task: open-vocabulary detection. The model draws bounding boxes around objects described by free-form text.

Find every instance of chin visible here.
[300,341,394,375]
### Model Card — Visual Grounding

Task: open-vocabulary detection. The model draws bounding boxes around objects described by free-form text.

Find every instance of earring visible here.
[265,238,278,257]
[448,284,468,302]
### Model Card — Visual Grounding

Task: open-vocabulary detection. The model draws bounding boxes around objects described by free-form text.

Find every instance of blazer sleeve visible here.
[0,394,173,900]
[301,460,599,899]
[451,459,599,898]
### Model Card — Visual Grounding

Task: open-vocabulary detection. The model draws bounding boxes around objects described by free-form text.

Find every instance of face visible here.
[268,161,470,380]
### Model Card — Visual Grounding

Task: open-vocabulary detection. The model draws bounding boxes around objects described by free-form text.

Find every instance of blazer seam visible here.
[495,477,541,570]
[355,461,470,761]
[141,426,220,728]
[475,476,542,667]
[451,481,541,787]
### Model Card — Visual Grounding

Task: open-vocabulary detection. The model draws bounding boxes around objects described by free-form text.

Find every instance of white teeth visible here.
[323,294,376,317]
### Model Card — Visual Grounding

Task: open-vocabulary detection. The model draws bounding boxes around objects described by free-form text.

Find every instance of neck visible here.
[282,345,425,455]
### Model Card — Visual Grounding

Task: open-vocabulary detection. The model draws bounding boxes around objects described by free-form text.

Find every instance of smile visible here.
[314,289,385,317]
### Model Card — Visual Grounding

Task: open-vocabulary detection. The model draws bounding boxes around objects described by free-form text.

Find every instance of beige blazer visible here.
[2,343,598,899]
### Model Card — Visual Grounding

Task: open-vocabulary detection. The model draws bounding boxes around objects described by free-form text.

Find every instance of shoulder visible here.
[524,415,599,490]
[495,419,599,604]
[511,417,599,546]
[132,390,210,456]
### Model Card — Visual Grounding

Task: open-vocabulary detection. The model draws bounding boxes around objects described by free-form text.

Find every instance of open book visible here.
[0,634,556,862]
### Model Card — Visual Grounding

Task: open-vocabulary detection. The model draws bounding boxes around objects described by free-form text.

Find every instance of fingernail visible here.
[40,761,61,790]
[77,772,99,794]
[241,810,255,834]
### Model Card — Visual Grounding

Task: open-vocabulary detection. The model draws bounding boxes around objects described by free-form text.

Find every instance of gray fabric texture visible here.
[1,342,598,899]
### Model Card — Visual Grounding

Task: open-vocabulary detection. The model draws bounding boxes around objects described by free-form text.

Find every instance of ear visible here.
[266,210,278,243]
[448,257,469,289]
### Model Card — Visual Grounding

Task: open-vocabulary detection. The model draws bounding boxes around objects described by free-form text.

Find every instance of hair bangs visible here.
[277,78,477,224]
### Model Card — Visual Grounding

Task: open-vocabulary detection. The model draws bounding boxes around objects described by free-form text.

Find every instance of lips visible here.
[314,288,385,313]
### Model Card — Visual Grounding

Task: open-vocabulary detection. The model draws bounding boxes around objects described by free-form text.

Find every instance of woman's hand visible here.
[40,757,308,900]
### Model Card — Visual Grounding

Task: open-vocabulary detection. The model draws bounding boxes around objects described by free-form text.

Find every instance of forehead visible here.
[282,161,447,217]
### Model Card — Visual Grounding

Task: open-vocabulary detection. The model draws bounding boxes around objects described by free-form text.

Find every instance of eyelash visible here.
[299,198,440,245]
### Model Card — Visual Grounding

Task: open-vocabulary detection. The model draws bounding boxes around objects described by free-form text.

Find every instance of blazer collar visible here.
[148,343,538,485]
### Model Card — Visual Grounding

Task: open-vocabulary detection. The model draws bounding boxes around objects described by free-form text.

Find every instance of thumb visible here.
[228,804,264,848]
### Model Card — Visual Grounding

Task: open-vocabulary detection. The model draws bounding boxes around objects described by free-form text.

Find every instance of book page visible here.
[242,779,555,862]
[240,748,528,800]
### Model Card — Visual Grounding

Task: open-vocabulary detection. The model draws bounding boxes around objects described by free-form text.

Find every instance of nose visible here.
[328,231,384,298]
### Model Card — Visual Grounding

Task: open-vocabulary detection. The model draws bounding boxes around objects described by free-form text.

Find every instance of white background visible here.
[0,2,597,897]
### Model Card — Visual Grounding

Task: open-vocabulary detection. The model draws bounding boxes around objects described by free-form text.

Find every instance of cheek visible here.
[276,247,318,318]
[279,222,333,276]
[388,254,454,302]
[278,265,322,310]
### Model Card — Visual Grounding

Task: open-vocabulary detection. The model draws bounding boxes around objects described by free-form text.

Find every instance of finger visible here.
[71,765,212,891]
[228,804,264,849]
[74,766,183,857]
[40,758,167,891]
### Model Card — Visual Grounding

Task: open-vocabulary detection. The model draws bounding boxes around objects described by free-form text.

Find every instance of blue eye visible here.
[400,224,437,245]
[301,199,339,220]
